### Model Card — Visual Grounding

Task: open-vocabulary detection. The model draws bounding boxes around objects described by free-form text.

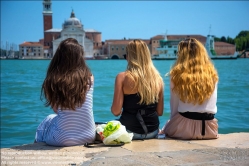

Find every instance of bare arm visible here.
[156,83,164,116]
[90,74,94,88]
[170,80,179,119]
[111,72,125,116]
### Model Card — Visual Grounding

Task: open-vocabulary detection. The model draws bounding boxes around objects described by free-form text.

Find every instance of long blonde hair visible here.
[170,38,218,105]
[126,39,163,105]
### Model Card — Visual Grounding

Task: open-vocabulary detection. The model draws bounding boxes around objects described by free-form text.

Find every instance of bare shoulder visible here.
[91,74,94,82]
[123,72,137,94]
[116,72,126,81]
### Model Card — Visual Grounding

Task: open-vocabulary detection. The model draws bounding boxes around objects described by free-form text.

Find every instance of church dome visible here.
[63,10,82,28]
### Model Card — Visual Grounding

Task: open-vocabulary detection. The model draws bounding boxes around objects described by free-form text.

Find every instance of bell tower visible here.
[43,0,52,47]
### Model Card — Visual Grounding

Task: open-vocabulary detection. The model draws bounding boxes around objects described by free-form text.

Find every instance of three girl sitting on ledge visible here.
[35,37,219,146]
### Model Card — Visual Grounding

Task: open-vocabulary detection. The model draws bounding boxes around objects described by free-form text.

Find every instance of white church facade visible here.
[19,0,101,59]
[51,11,94,58]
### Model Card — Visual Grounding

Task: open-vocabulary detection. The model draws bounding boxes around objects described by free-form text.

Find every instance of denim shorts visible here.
[127,129,159,140]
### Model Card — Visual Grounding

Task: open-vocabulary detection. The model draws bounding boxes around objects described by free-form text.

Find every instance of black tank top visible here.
[119,93,159,134]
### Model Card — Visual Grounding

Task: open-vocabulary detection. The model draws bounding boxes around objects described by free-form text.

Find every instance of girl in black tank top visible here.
[120,94,159,134]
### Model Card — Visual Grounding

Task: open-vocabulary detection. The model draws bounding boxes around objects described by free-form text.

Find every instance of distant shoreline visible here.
[1,57,248,61]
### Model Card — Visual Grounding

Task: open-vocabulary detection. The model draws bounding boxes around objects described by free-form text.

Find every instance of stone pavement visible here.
[1,133,249,166]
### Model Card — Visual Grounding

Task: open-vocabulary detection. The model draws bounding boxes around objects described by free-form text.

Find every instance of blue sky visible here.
[1,1,249,50]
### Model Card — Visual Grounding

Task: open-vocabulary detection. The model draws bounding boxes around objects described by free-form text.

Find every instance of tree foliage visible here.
[214,37,220,42]
[226,36,234,44]
[214,31,249,51]
[234,31,249,51]
[220,36,227,42]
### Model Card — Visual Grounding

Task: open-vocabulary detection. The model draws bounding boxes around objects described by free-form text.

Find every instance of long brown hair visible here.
[126,39,163,104]
[41,38,92,110]
[170,38,218,104]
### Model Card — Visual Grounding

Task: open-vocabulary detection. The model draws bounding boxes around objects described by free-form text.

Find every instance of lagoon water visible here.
[1,59,249,148]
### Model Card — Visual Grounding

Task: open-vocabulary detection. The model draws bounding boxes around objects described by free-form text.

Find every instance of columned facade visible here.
[52,10,93,58]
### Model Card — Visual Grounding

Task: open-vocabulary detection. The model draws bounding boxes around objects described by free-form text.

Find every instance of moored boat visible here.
[205,35,238,59]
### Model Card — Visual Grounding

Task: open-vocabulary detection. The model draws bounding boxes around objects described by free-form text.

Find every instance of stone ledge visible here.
[1,133,249,166]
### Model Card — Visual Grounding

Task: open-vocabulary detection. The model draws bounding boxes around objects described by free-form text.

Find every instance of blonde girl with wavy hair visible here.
[111,39,164,140]
[160,38,219,140]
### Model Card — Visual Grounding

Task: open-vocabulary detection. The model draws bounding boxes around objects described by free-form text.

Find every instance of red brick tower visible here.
[43,0,53,47]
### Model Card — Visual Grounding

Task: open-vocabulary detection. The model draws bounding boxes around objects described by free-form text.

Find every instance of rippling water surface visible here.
[1,59,249,148]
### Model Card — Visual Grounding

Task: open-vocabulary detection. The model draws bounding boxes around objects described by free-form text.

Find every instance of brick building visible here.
[103,39,151,59]
[104,34,237,59]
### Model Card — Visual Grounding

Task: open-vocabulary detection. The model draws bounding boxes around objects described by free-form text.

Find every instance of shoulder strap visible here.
[136,109,148,137]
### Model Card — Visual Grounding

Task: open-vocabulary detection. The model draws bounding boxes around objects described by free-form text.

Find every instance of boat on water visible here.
[153,35,238,60]
[84,55,109,60]
[94,55,109,60]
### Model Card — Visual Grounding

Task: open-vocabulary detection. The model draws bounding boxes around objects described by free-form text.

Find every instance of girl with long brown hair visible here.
[35,38,95,146]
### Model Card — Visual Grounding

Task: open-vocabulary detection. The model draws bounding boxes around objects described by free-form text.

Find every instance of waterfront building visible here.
[51,10,94,58]
[19,0,103,59]
[19,41,44,59]
[18,0,54,59]
[103,39,151,59]
[18,0,237,60]
[213,42,236,55]
[104,36,204,59]
[149,34,235,56]
[105,35,236,59]
[85,29,105,58]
